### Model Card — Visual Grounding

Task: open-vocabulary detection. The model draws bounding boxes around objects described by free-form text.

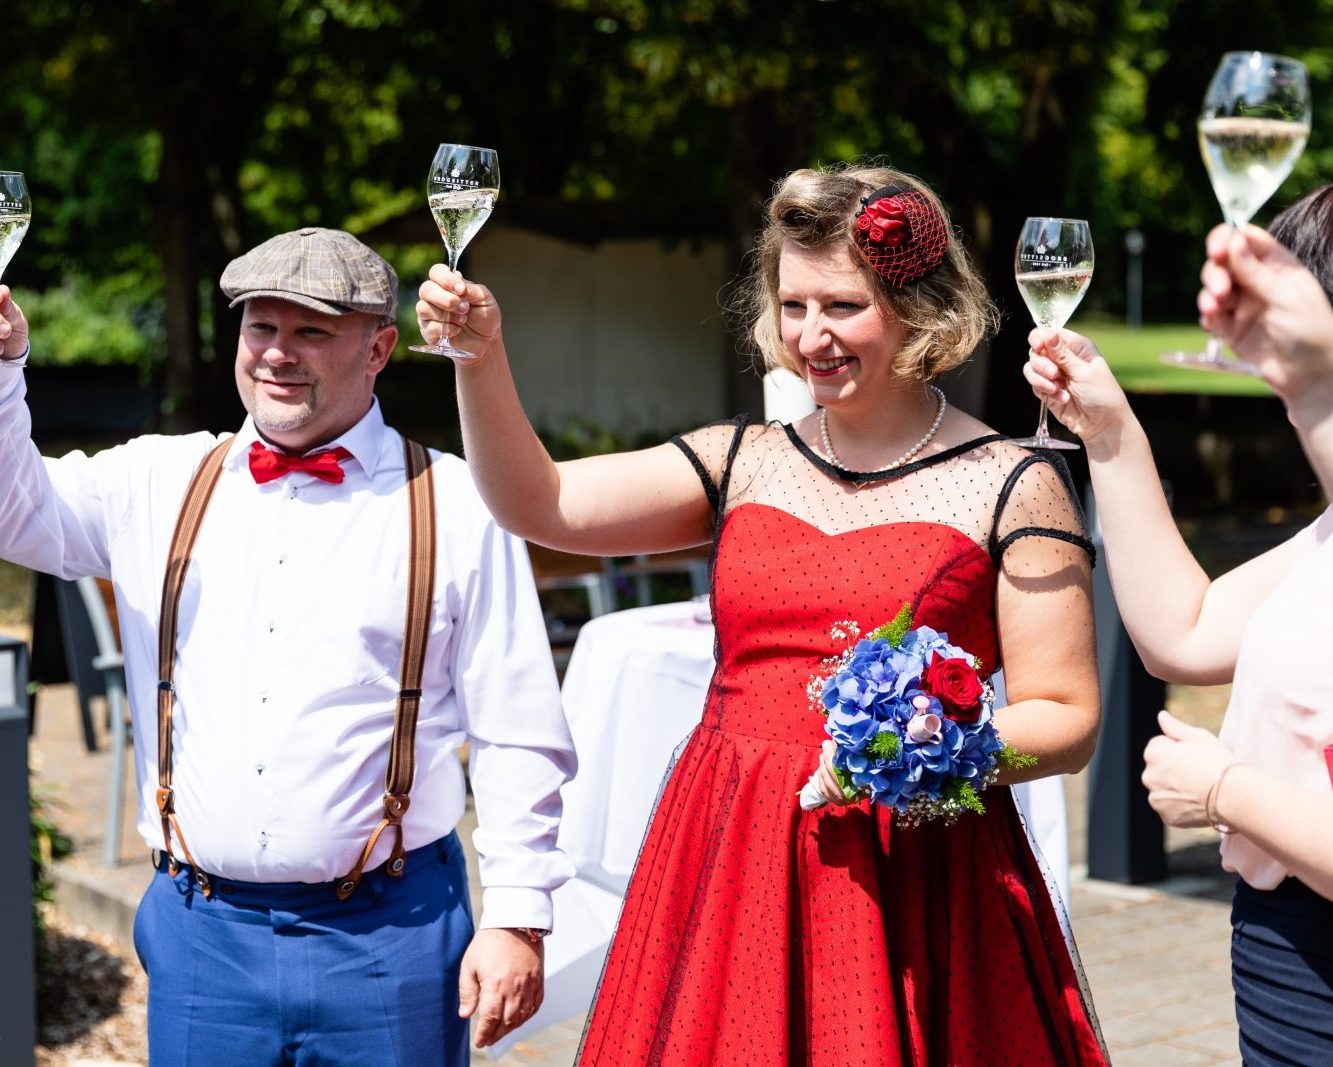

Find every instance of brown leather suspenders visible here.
[155,436,437,900]
[336,438,436,899]
[155,438,231,893]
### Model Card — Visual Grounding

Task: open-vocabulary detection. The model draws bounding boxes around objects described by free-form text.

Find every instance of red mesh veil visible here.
[853,185,949,287]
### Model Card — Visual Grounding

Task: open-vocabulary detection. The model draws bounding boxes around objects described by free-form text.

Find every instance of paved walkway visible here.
[30,682,1241,1065]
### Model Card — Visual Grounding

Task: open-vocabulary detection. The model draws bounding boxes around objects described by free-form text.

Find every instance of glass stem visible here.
[438,251,461,351]
[1035,400,1054,443]
[1205,218,1243,362]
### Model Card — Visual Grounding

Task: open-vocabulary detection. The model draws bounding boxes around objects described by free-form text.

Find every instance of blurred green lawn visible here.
[1076,318,1273,397]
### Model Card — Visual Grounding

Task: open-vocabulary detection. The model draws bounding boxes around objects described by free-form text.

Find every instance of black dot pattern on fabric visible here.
[577,416,1108,1067]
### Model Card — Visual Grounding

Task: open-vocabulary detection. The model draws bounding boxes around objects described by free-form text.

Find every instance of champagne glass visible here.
[1162,52,1311,375]
[409,143,500,358]
[0,172,31,283]
[1013,217,1094,450]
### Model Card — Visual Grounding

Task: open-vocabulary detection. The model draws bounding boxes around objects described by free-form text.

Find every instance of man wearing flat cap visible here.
[0,228,575,1064]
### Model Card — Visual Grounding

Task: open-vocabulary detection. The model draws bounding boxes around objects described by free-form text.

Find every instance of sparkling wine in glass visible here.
[409,143,500,358]
[1013,217,1094,451]
[1163,52,1310,375]
[0,172,31,283]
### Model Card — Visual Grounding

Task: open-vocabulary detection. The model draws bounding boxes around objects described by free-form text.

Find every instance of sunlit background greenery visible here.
[3,0,1330,430]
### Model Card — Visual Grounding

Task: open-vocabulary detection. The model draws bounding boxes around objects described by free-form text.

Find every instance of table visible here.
[492,600,1072,1055]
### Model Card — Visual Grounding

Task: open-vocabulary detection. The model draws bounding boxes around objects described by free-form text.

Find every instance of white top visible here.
[1220,505,1333,889]
[0,365,575,929]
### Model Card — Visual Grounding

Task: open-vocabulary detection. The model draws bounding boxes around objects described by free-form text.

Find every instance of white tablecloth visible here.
[494,600,1071,1054]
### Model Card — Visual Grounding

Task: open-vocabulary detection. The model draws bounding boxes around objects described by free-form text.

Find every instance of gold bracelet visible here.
[1204,762,1241,835]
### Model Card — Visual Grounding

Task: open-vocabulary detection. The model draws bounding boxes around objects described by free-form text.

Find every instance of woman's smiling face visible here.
[777,239,905,412]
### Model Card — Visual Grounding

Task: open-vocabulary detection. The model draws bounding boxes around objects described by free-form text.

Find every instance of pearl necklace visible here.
[818,385,947,472]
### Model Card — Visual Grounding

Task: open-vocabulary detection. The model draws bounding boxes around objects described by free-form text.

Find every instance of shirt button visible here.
[258,831,269,848]
[288,485,298,499]
[267,620,275,633]
[255,761,265,775]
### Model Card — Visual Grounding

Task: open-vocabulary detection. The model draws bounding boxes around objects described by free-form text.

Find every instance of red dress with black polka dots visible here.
[578,419,1108,1066]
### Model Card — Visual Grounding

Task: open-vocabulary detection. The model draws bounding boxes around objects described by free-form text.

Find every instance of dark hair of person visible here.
[1270,185,1333,303]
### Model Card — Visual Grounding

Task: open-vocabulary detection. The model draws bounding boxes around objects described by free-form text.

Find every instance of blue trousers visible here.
[134,834,474,1066]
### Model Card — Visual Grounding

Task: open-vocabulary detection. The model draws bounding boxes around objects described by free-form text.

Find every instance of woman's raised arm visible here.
[1025,327,1299,684]
[419,266,715,555]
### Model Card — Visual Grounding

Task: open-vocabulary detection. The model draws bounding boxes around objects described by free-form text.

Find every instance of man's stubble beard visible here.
[251,389,317,436]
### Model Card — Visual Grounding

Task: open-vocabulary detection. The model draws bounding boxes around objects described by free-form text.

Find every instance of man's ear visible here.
[368,323,399,374]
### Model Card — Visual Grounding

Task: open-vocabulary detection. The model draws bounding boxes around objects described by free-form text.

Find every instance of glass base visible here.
[1010,434,1081,450]
[408,340,482,360]
[1160,351,1260,376]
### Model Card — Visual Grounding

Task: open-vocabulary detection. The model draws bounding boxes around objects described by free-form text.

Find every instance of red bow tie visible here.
[248,441,353,485]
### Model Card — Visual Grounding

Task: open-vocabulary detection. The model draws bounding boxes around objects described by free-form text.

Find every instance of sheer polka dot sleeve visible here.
[670,416,751,518]
[987,453,1096,568]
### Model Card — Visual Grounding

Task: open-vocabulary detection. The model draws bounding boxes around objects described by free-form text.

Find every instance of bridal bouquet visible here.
[798,604,1034,825]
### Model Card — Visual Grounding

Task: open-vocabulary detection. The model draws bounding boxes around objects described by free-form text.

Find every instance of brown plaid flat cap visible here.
[220,227,398,319]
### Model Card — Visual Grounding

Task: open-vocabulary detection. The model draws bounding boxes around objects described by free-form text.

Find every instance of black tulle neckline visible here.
[780,423,1007,485]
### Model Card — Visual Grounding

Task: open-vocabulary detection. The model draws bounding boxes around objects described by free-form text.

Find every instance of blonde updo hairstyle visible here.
[744,165,997,382]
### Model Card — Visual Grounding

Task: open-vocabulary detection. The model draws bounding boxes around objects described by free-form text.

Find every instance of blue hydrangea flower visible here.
[819,627,1000,816]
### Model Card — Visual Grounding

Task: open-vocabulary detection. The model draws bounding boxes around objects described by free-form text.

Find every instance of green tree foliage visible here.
[3,0,1331,431]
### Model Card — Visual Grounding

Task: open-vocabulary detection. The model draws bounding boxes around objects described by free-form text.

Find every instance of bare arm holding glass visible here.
[1024,326,1303,683]
[1199,223,1333,496]
[417,267,713,554]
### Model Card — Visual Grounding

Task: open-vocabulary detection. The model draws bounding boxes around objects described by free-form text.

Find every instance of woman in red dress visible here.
[419,164,1108,1065]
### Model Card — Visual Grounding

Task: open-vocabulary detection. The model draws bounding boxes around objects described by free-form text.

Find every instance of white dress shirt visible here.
[0,364,575,930]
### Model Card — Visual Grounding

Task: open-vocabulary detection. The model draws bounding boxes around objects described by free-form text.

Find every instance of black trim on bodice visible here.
[988,452,1097,567]
[671,436,720,515]
[671,418,1095,567]
[669,415,751,541]
[716,415,752,518]
[781,423,1009,486]
[993,526,1096,564]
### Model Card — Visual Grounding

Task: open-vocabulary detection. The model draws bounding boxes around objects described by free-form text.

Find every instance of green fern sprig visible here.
[997,744,1038,771]
[866,601,914,647]
[867,731,901,762]
[942,778,987,816]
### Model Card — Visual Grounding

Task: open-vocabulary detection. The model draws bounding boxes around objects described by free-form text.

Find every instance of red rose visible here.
[865,198,905,221]
[861,199,909,247]
[920,654,984,723]
[881,221,907,247]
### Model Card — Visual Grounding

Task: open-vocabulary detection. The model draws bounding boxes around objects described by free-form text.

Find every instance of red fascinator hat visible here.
[852,185,949,288]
